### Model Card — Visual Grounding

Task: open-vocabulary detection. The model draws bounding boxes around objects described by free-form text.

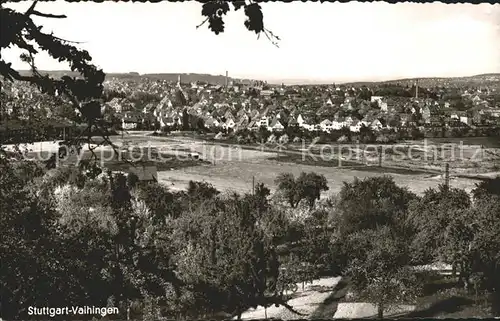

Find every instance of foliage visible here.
[296,172,329,209]
[472,176,500,201]
[335,176,417,236]
[274,172,329,209]
[407,184,471,264]
[186,180,220,203]
[198,1,279,46]
[170,192,300,319]
[345,226,423,318]
[0,161,105,318]
[1,2,106,152]
[137,182,181,221]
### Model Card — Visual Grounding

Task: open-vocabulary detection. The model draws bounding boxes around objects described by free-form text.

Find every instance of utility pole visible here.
[444,163,450,190]
[378,145,383,167]
[338,146,342,168]
[252,176,255,195]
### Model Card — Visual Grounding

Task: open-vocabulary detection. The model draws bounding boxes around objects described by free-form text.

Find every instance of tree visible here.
[466,197,500,294]
[294,209,336,277]
[472,176,500,201]
[334,176,417,237]
[137,182,181,221]
[345,227,423,319]
[186,180,220,203]
[1,0,278,159]
[275,172,299,208]
[275,172,329,209]
[170,194,302,319]
[0,161,77,319]
[295,172,329,209]
[1,2,106,150]
[407,184,471,265]
[182,109,190,131]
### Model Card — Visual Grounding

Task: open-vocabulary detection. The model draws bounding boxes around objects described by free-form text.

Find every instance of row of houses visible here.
[104,76,500,133]
[118,93,500,133]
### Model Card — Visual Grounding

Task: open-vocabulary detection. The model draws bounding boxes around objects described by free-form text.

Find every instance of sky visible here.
[2,1,500,84]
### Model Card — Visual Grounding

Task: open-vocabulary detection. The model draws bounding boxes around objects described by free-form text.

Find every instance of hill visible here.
[14,70,500,87]
[343,73,500,88]
[16,70,258,86]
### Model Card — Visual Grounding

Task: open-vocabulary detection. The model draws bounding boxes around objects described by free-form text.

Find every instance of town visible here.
[2,1,500,321]
[2,72,500,145]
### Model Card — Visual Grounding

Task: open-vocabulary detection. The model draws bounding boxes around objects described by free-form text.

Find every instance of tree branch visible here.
[24,0,38,16]
[31,10,67,19]
[265,296,306,316]
[196,17,209,29]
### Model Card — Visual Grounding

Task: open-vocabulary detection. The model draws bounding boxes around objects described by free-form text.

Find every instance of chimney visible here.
[225,71,228,88]
[177,74,181,86]
[415,79,419,100]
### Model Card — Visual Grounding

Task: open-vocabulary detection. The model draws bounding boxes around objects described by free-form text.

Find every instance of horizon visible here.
[14,69,500,85]
[3,1,500,83]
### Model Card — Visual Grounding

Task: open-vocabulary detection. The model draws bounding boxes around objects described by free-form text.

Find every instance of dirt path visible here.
[238,277,342,320]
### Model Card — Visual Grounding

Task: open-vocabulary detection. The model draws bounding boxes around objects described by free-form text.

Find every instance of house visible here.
[349,119,362,132]
[287,117,298,127]
[421,105,431,124]
[257,114,269,127]
[204,116,221,128]
[299,115,315,131]
[344,116,354,127]
[296,114,305,126]
[224,110,235,120]
[488,109,500,117]
[249,109,260,120]
[223,118,236,130]
[319,119,333,132]
[247,119,260,131]
[120,111,142,130]
[370,119,383,131]
[371,96,388,112]
[268,117,285,132]
[399,113,410,127]
[459,115,471,126]
[331,119,343,130]
[160,116,175,128]
[260,89,274,97]
[429,114,443,127]
[235,115,250,131]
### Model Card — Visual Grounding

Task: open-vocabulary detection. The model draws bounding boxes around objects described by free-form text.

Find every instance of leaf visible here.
[81,100,102,121]
[201,2,218,18]
[244,3,264,34]
[232,0,246,11]
[200,1,230,35]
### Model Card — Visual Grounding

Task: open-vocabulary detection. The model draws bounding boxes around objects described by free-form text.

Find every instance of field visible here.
[113,133,488,196]
[5,132,496,196]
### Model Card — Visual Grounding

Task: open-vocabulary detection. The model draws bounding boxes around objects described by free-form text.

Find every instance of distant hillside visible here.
[16,70,258,86]
[14,70,500,87]
[343,74,500,88]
